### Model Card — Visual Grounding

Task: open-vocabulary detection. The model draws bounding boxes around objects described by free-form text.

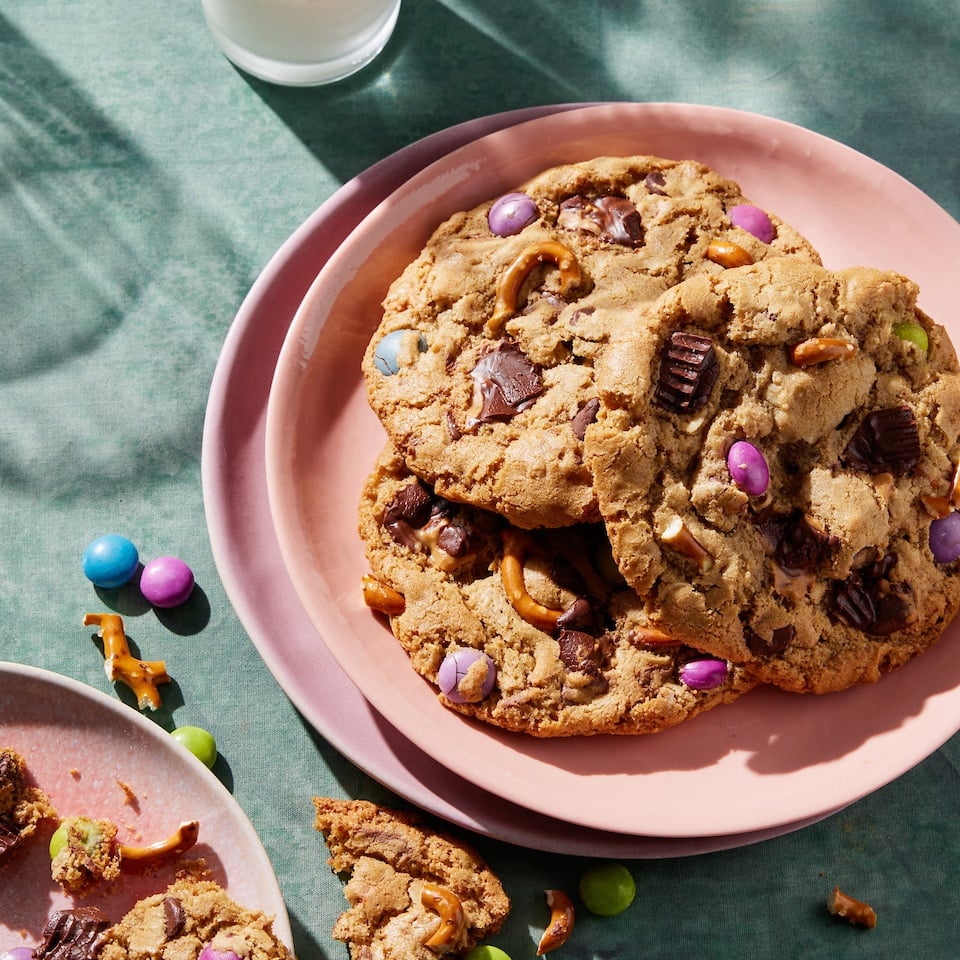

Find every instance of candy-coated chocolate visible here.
[728,203,775,243]
[438,648,496,703]
[930,512,960,563]
[172,725,218,769]
[679,658,729,689]
[487,192,537,237]
[893,321,929,353]
[49,821,68,859]
[139,555,195,607]
[727,440,770,496]
[578,862,636,916]
[373,329,427,375]
[82,534,139,588]
[1,948,35,960]
[199,949,240,960]
[465,947,512,960]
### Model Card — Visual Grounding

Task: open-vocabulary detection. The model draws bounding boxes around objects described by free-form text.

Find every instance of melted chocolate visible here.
[35,908,110,960]
[471,343,543,422]
[557,194,643,246]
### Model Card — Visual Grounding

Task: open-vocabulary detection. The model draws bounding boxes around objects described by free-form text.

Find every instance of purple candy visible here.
[930,512,960,563]
[438,648,497,703]
[139,555,195,608]
[727,440,770,497]
[2,949,35,960]
[680,658,729,690]
[487,192,537,237]
[728,204,775,244]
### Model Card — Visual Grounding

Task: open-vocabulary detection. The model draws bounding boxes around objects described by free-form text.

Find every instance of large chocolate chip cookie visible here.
[362,155,821,529]
[358,445,756,737]
[586,258,960,693]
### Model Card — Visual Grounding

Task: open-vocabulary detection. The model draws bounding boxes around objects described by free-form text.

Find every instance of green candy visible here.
[172,725,218,769]
[48,821,68,859]
[578,862,636,916]
[893,321,929,353]
[465,947,512,960]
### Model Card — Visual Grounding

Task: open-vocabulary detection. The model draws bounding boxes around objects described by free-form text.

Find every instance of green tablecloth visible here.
[2,1,959,956]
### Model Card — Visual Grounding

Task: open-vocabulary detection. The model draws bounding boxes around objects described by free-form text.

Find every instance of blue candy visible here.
[374,329,426,375]
[82,534,140,588]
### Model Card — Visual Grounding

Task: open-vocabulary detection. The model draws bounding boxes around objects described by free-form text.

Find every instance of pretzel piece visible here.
[83,612,170,710]
[499,529,564,632]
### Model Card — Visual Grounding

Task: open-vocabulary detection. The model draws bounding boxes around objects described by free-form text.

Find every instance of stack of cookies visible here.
[357,155,960,738]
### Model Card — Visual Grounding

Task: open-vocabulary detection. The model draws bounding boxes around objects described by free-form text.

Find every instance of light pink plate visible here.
[0,662,292,949]
[265,102,960,839]
[203,103,831,857]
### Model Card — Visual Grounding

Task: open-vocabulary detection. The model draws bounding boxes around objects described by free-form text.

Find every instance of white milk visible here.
[201,0,401,85]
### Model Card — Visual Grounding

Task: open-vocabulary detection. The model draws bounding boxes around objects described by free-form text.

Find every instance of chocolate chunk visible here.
[571,398,600,440]
[471,343,543,423]
[163,896,186,939]
[644,170,667,195]
[0,818,20,856]
[832,554,914,635]
[843,406,921,477]
[752,507,840,575]
[744,624,795,656]
[436,523,471,558]
[556,629,602,677]
[557,194,643,246]
[556,597,597,633]
[655,332,720,413]
[36,907,110,960]
[383,481,434,548]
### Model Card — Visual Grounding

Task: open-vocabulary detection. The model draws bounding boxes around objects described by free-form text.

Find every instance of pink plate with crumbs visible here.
[0,662,292,949]
[265,102,960,838]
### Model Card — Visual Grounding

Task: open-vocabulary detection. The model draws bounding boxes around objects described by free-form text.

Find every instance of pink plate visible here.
[0,662,292,948]
[265,102,960,839]
[203,104,831,856]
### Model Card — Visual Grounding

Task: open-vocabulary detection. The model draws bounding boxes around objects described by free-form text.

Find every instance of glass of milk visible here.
[201,0,401,86]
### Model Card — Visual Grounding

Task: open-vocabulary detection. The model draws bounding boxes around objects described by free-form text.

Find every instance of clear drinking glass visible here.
[201,0,401,86]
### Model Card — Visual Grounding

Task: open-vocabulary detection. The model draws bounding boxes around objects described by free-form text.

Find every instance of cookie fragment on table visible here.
[313,797,510,959]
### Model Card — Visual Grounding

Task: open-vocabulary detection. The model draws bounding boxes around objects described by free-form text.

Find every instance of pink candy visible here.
[139,555,195,608]
[728,204,775,244]
[727,440,770,497]
[680,658,729,690]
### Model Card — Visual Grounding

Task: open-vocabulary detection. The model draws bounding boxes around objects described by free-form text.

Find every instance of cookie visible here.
[313,797,509,960]
[97,873,290,960]
[358,445,756,736]
[0,746,56,859]
[586,258,960,693]
[363,155,821,529]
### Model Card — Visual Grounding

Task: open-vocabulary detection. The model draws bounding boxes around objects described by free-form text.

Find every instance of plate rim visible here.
[0,660,293,945]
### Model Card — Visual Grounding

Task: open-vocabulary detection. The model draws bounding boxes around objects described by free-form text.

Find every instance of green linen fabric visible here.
[1,1,959,957]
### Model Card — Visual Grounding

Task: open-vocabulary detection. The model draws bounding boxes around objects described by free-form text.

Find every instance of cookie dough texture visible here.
[359,445,756,736]
[98,874,290,960]
[313,797,509,960]
[363,155,821,529]
[586,258,960,693]
[0,746,56,856]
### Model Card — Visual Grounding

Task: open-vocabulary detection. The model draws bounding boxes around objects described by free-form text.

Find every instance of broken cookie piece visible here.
[313,797,510,959]
[0,746,57,859]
